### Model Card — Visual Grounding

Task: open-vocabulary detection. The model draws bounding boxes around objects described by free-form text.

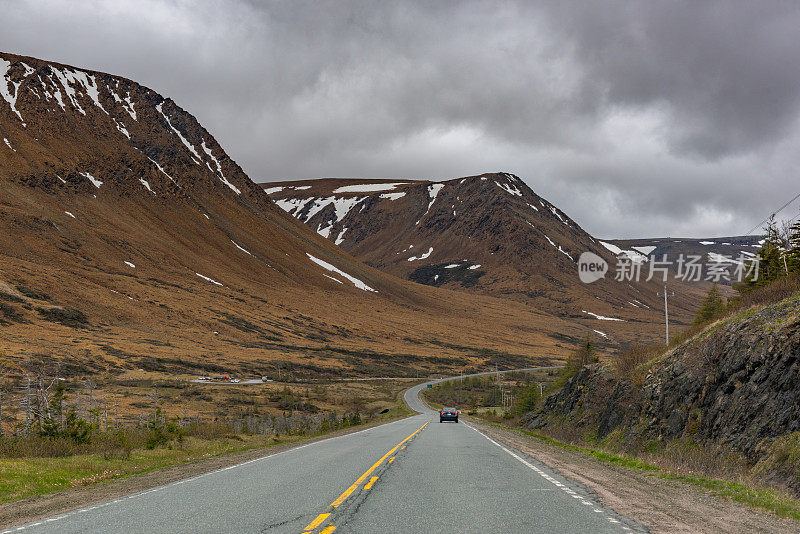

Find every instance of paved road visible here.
[6,370,645,533]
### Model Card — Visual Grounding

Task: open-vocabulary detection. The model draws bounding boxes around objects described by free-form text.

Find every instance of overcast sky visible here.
[2,0,799,238]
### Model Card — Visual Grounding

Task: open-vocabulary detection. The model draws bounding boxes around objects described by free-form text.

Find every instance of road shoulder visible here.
[0,415,411,530]
[469,419,799,534]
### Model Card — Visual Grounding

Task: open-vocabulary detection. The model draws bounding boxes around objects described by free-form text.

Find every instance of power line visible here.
[745,189,800,236]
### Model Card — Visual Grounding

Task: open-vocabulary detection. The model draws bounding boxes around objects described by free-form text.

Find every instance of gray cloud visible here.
[1,0,799,238]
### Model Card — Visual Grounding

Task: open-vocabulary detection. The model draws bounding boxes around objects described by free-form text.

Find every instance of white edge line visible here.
[462,421,634,531]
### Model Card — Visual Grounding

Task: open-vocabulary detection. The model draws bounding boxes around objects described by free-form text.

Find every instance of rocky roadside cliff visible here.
[525,294,800,492]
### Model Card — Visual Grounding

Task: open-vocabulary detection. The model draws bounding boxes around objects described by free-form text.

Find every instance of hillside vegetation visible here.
[525,251,800,498]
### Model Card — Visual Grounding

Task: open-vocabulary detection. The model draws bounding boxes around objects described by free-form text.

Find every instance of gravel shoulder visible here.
[470,419,799,533]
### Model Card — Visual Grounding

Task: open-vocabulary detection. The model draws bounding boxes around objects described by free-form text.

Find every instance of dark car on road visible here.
[439,407,459,423]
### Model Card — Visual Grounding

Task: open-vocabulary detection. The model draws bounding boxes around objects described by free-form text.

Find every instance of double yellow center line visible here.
[302,420,429,533]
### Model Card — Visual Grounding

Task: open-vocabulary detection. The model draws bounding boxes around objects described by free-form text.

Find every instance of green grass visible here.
[0,405,413,504]
[0,434,298,503]
[482,421,800,521]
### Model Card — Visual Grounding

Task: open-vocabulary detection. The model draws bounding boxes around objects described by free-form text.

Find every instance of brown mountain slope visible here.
[0,52,582,379]
[262,175,710,346]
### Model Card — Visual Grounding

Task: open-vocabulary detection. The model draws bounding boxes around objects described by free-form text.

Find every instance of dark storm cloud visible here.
[1,0,799,238]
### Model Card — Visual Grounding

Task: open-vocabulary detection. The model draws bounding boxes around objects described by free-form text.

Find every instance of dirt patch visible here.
[470,419,799,534]
[0,415,410,530]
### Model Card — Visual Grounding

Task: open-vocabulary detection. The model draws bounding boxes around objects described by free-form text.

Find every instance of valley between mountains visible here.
[0,52,580,388]
[2,47,799,534]
[0,51,765,419]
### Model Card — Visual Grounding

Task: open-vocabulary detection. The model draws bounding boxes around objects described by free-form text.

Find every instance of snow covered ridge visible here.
[1,58,31,124]
[599,241,649,264]
[495,180,522,197]
[413,182,445,225]
[274,195,367,240]
[333,182,408,193]
[306,253,376,292]
[0,55,246,198]
[1,59,113,126]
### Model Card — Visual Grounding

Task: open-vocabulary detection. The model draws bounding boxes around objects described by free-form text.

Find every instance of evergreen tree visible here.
[747,217,785,286]
[694,283,725,325]
[567,333,598,368]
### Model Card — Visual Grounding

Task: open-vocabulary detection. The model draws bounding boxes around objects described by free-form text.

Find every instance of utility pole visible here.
[657,285,675,345]
[24,373,32,434]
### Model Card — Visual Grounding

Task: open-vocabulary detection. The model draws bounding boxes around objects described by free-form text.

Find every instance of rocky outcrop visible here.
[644,296,800,455]
[527,295,800,464]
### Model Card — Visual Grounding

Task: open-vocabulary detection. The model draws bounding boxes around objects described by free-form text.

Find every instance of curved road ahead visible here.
[5,371,645,533]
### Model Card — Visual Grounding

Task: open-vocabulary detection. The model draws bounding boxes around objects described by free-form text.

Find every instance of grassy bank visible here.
[0,384,414,504]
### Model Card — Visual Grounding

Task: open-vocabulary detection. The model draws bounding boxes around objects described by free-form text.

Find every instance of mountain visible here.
[262,175,709,346]
[0,52,580,379]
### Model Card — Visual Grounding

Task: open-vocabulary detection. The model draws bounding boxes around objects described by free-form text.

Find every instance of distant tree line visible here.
[694,216,800,325]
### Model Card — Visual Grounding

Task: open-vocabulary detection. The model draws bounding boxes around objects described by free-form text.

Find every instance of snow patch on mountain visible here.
[0,58,28,123]
[544,235,574,261]
[231,240,252,255]
[139,178,154,193]
[80,171,102,189]
[195,272,223,286]
[631,245,657,255]
[200,139,240,195]
[144,154,177,184]
[427,183,445,209]
[582,310,625,321]
[333,183,406,193]
[301,196,366,223]
[275,197,315,217]
[335,227,348,245]
[156,102,203,165]
[599,241,648,263]
[307,253,375,292]
[495,180,522,196]
[379,192,406,200]
[114,118,130,138]
[408,247,433,262]
[107,85,137,120]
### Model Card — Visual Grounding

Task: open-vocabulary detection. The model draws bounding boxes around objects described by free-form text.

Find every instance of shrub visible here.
[694,284,726,325]
[615,345,659,383]
[514,383,542,416]
[37,306,88,327]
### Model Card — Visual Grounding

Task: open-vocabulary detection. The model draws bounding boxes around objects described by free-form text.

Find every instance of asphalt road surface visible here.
[6,371,645,533]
